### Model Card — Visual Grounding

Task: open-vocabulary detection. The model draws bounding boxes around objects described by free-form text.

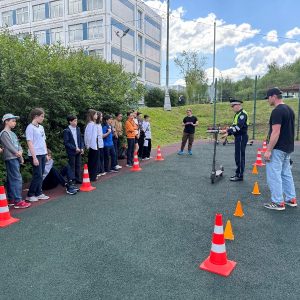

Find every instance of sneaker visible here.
[110,169,119,173]
[66,187,77,195]
[14,201,31,209]
[126,164,132,167]
[264,202,285,211]
[26,196,39,202]
[8,200,15,207]
[145,157,150,160]
[285,198,297,207]
[115,165,122,169]
[177,151,184,155]
[230,176,243,182]
[37,194,50,200]
[188,150,192,155]
[69,184,79,192]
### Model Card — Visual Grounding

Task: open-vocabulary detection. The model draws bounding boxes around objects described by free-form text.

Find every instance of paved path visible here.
[1,142,299,299]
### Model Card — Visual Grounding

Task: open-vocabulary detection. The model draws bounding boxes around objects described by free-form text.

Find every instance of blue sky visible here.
[145,0,300,86]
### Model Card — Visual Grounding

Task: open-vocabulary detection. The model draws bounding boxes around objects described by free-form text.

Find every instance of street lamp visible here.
[164,0,171,111]
[115,28,130,67]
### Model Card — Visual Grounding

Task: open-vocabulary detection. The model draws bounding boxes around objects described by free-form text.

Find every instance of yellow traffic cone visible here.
[252,165,258,175]
[234,200,244,217]
[252,181,261,195]
[224,220,234,240]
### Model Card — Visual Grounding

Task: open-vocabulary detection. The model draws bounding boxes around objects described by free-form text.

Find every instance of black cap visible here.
[229,99,243,105]
[264,87,282,99]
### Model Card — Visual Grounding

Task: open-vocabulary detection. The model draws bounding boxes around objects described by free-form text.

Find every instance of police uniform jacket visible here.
[227,109,248,136]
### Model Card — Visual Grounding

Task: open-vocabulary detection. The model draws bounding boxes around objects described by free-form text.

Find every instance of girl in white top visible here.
[25,108,49,202]
[84,109,99,181]
[96,111,105,176]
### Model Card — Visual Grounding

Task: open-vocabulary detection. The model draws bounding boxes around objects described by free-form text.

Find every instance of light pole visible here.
[115,28,130,67]
[164,0,171,111]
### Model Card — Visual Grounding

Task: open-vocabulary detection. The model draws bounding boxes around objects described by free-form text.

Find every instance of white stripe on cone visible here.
[214,225,224,234]
[83,178,90,183]
[211,243,226,253]
[0,194,7,200]
[0,206,9,213]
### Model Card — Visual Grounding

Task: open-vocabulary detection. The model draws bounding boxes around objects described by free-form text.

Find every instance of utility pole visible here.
[252,75,258,140]
[163,0,171,111]
[212,21,216,103]
[115,28,130,67]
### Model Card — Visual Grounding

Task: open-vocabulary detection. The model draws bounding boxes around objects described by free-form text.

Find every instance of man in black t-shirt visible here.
[263,87,297,211]
[178,109,198,155]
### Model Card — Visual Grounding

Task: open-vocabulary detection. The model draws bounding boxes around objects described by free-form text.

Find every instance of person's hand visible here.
[264,150,271,161]
[0,147,3,154]
[219,129,227,134]
[107,128,112,133]
[15,151,22,158]
[33,157,39,166]
[20,156,24,165]
[80,149,84,155]
[76,148,81,153]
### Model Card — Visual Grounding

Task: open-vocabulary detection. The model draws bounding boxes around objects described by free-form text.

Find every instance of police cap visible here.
[229,99,243,106]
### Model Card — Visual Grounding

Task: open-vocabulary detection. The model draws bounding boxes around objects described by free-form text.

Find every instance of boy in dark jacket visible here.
[63,115,84,184]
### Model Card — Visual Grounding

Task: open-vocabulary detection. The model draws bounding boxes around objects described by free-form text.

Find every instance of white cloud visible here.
[172,78,186,86]
[264,30,278,42]
[286,27,300,39]
[144,0,260,57]
[218,42,300,81]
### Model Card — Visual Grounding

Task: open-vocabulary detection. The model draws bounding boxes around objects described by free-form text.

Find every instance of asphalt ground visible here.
[1,141,300,300]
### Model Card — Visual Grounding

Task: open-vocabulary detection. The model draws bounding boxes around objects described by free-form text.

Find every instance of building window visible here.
[89,49,104,58]
[88,20,103,40]
[50,27,64,44]
[34,30,47,44]
[33,4,46,21]
[50,1,63,18]
[2,11,13,27]
[16,7,29,25]
[69,0,82,14]
[87,0,103,11]
[137,34,143,54]
[17,32,30,41]
[137,59,143,77]
[69,24,83,42]
[137,10,143,30]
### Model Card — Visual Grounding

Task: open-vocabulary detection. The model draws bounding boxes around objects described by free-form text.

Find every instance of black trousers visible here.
[234,134,248,178]
[67,153,82,183]
[42,166,73,190]
[142,139,152,158]
[88,148,99,181]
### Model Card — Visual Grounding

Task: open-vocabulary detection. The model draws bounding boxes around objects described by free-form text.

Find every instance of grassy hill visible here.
[140,99,299,147]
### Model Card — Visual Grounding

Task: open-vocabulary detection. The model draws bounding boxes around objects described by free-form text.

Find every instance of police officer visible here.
[220,99,249,181]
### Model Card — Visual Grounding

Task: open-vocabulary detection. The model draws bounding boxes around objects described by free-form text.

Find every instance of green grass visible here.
[141,99,299,147]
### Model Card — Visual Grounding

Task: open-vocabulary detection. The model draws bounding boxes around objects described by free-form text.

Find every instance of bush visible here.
[0,32,144,182]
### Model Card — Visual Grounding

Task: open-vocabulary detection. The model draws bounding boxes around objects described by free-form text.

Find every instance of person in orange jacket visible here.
[125,111,138,167]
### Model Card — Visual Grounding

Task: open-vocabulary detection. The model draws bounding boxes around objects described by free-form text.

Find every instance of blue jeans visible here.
[5,159,23,203]
[266,149,296,204]
[28,155,46,197]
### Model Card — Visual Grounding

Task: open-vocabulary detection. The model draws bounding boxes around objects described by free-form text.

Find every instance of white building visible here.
[0,0,162,87]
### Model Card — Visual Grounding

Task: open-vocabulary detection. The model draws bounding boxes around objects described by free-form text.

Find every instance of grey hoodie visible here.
[0,130,23,161]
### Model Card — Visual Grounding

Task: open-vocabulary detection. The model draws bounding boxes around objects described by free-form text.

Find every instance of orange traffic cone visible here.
[0,186,20,228]
[224,220,234,241]
[253,148,265,166]
[199,214,237,277]
[261,141,267,153]
[252,181,261,195]
[233,200,244,217]
[155,145,164,161]
[80,164,96,192]
[131,152,142,171]
[252,165,258,174]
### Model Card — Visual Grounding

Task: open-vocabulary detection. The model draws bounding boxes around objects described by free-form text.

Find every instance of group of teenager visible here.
[0,108,152,209]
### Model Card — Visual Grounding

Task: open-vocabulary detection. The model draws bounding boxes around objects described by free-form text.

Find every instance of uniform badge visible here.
[239,115,244,120]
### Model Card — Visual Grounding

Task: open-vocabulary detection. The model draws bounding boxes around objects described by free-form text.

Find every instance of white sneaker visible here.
[115,165,122,169]
[26,196,39,202]
[37,194,50,200]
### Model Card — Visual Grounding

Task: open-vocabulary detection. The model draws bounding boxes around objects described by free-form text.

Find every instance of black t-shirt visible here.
[183,116,198,134]
[268,104,295,153]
